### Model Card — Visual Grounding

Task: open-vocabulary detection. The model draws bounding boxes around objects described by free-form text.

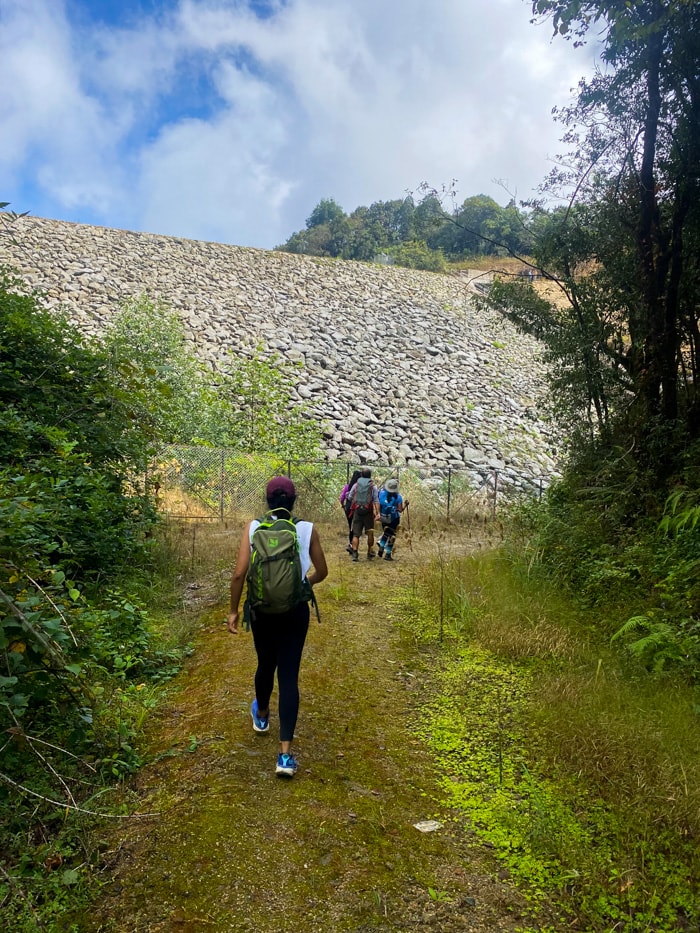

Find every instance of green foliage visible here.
[384,240,446,272]
[278,192,532,265]
[610,486,700,674]
[0,276,150,470]
[306,197,346,229]
[215,347,321,459]
[403,546,700,932]
[513,436,700,678]
[426,194,531,258]
[0,275,196,927]
[103,294,221,445]
[522,0,700,472]
[104,297,321,460]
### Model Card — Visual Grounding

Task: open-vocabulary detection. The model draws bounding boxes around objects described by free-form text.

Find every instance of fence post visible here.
[286,460,292,479]
[219,451,225,522]
[492,470,499,520]
[446,467,452,521]
[346,463,350,484]
[539,478,543,501]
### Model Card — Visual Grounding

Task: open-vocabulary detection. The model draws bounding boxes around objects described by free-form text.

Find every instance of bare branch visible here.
[0,770,159,819]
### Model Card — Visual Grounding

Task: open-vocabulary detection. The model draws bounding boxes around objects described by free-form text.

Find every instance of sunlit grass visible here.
[400,543,700,932]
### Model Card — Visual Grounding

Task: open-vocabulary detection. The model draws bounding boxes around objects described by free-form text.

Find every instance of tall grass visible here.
[400,544,700,932]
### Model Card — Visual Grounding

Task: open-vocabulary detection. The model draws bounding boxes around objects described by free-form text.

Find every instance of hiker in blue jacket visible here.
[377,477,409,561]
[227,476,328,778]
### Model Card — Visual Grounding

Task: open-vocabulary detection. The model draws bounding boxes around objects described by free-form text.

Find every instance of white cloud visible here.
[0,0,598,246]
[138,65,294,245]
[0,0,129,209]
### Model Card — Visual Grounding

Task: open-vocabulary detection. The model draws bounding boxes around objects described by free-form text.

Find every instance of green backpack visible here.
[246,511,312,618]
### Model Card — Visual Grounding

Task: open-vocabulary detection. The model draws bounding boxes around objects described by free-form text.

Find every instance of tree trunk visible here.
[637,12,678,425]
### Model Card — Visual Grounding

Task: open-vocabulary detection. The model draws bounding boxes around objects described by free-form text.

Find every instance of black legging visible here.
[345,506,353,544]
[250,602,310,742]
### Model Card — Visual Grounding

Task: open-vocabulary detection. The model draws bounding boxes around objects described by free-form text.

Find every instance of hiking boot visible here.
[367,550,375,560]
[251,698,269,733]
[276,752,298,778]
[346,544,353,554]
[377,547,384,558]
[384,554,394,561]
[351,549,359,562]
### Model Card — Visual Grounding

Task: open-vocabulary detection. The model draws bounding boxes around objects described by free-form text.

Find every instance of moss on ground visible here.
[77,525,549,933]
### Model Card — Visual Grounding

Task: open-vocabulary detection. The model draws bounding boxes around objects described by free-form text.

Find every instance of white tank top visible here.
[249,517,313,578]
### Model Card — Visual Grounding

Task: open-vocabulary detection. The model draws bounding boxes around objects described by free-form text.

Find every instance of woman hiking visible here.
[340,469,362,553]
[227,476,328,777]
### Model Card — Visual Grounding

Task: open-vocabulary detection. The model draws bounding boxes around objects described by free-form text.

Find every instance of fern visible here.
[610,615,649,643]
[612,613,696,672]
[659,489,700,535]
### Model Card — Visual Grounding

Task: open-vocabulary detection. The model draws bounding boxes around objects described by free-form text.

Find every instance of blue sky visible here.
[1,0,598,249]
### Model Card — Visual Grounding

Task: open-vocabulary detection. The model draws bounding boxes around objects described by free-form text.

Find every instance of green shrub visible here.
[385,240,446,272]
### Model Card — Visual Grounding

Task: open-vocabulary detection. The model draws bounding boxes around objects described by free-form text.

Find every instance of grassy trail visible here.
[85,527,536,932]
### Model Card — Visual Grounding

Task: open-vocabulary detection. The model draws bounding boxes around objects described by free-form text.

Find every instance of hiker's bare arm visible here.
[307,527,328,586]
[398,499,409,512]
[227,523,252,635]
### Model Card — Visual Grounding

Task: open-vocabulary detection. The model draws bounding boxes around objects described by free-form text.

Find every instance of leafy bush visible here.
[103,294,215,444]
[507,435,700,678]
[0,274,201,927]
[384,240,446,272]
[104,298,321,458]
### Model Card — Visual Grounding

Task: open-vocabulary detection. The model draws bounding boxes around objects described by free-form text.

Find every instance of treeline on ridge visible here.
[277,193,536,270]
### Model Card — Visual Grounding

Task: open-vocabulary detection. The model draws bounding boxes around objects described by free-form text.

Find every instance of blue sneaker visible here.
[276,752,298,777]
[250,698,269,733]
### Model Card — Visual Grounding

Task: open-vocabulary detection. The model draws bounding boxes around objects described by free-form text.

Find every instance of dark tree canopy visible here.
[480,1,700,470]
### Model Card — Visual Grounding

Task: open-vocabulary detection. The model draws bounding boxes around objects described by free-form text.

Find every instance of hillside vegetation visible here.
[277,192,535,272]
[1,2,699,929]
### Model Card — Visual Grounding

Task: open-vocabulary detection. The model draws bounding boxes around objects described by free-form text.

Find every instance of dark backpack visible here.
[246,511,311,616]
[351,477,374,516]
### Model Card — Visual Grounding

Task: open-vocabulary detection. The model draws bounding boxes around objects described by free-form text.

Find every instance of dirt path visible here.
[87,527,534,932]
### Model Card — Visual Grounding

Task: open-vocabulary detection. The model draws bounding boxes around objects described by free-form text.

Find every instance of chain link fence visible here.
[147,446,550,525]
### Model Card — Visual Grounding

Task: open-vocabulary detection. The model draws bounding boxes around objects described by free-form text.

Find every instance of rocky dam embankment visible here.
[1,215,560,494]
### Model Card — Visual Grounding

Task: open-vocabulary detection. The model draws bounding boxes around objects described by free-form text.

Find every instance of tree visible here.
[0,274,159,741]
[0,277,157,575]
[103,297,321,459]
[385,240,446,272]
[217,348,320,459]
[413,194,445,241]
[103,295,216,444]
[306,198,346,229]
[528,0,700,460]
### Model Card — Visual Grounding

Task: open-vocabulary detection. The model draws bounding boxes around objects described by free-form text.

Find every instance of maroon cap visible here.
[266,476,296,498]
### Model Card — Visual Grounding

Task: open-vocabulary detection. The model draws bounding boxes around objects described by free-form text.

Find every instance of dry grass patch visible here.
[535,669,700,835]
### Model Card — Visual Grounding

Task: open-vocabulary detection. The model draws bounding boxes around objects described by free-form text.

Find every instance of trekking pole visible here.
[405,503,413,552]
